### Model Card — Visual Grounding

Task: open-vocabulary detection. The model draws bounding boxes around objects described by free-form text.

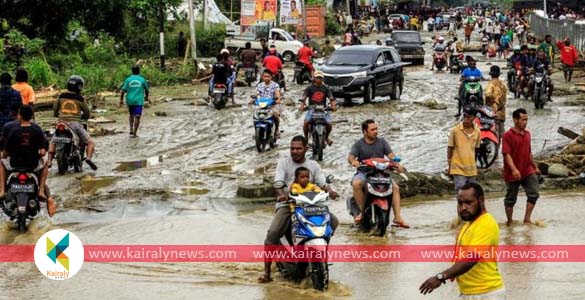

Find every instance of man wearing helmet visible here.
[507,45,524,90]
[209,49,236,104]
[263,46,285,90]
[48,75,97,170]
[297,40,316,78]
[430,36,447,71]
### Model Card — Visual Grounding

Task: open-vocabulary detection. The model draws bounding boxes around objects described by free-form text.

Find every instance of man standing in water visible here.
[120,66,149,137]
[502,108,540,225]
[420,182,505,299]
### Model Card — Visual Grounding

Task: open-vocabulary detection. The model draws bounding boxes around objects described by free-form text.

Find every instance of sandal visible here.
[354,213,363,224]
[393,220,410,229]
[85,159,98,171]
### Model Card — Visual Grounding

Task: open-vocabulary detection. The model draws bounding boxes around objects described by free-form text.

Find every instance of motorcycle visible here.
[211,83,229,109]
[461,76,483,108]
[347,157,401,237]
[450,53,465,74]
[294,62,312,85]
[307,106,331,161]
[274,179,333,291]
[52,121,85,175]
[506,60,518,94]
[433,50,447,71]
[2,170,42,232]
[531,67,549,109]
[273,70,286,90]
[244,65,257,87]
[474,106,499,169]
[253,96,276,152]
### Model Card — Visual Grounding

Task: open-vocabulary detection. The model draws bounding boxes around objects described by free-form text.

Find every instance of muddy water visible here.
[2,31,585,299]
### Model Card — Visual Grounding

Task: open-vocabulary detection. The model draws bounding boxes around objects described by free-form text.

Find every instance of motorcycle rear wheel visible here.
[18,213,27,233]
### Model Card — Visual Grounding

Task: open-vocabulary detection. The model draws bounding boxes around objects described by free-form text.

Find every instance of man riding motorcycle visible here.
[529,50,554,102]
[237,42,258,77]
[299,71,337,145]
[297,40,316,78]
[263,47,285,90]
[348,119,408,227]
[209,49,236,104]
[456,56,483,117]
[48,75,97,171]
[258,135,339,283]
[0,105,55,216]
[430,36,447,71]
[256,69,282,140]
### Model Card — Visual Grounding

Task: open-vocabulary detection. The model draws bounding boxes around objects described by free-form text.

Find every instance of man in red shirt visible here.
[297,40,316,78]
[556,37,579,82]
[262,47,284,88]
[502,108,541,226]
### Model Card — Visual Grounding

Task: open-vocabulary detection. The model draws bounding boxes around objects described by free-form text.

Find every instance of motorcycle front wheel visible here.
[476,138,498,169]
[56,149,68,175]
[310,261,329,291]
[374,205,390,237]
[255,128,265,153]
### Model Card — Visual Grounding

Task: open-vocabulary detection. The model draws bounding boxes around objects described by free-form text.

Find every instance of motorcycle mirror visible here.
[392,156,401,163]
[250,95,257,100]
[273,180,286,189]
[326,175,334,184]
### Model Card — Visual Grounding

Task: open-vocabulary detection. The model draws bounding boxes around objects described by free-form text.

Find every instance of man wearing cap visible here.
[447,106,481,194]
[299,71,337,145]
[297,40,316,78]
[485,65,507,142]
[0,73,22,130]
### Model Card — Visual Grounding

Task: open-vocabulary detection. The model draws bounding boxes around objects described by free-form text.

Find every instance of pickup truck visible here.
[224,28,303,62]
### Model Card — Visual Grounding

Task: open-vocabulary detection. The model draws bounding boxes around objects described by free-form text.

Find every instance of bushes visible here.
[326,11,344,36]
[196,24,226,58]
[23,57,58,88]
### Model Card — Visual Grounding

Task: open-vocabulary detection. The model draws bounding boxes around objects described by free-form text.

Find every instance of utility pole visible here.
[159,0,166,71]
[302,0,307,37]
[203,0,209,30]
[188,0,197,60]
[543,0,547,17]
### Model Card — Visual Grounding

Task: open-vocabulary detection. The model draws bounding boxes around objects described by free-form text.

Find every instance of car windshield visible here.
[392,33,421,43]
[278,31,293,41]
[327,52,371,66]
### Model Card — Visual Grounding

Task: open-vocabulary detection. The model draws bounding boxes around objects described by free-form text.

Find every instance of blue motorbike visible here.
[253,97,276,152]
[274,180,332,291]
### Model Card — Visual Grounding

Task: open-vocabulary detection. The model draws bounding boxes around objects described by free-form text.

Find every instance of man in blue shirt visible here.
[0,73,22,129]
[119,66,149,137]
[456,57,483,117]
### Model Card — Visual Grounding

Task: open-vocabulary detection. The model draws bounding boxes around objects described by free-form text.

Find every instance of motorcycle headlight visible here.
[308,224,327,237]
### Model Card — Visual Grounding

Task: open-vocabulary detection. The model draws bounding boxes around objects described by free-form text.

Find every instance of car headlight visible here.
[349,71,368,78]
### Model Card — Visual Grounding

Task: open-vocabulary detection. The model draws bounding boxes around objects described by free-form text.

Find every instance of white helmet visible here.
[438,36,444,41]
[220,48,230,55]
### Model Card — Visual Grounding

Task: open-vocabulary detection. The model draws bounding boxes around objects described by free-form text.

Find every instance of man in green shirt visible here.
[119,66,149,137]
[321,39,335,58]
[538,35,555,65]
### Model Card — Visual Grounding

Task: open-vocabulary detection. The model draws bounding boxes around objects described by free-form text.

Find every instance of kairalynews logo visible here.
[34,229,84,280]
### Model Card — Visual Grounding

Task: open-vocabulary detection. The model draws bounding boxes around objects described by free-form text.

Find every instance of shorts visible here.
[454,175,476,193]
[562,63,574,73]
[66,121,91,145]
[2,157,45,172]
[128,105,143,116]
[351,172,367,186]
[304,110,333,124]
[459,287,505,300]
[504,173,540,207]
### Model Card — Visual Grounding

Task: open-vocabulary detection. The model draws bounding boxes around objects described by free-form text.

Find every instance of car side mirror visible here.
[273,180,286,189]
[326,175,334,184]
[376,61,384,67]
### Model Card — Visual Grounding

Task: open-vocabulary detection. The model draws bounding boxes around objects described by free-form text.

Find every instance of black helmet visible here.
[67,75,84,93]
[489,65,500,77]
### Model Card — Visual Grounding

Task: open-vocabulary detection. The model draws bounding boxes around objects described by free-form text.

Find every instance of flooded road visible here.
[2,30,585,299]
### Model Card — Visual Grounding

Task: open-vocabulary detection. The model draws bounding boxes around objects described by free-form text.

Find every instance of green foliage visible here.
[196,24,226,58]
[81,32,120,65]
[23,57,58,88]
[326,11,344,36]
[5,29,45,54]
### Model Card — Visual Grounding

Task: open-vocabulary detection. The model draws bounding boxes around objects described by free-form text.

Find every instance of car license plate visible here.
[52,136,71,143]
[402,55,418,59]
[295,67,302,71]
[10,183,35,193]
[330,86,342,92]
[303,206,328,216]
[213,88,226,93]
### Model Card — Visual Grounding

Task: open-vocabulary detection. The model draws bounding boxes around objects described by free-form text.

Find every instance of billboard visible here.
[280,0,302,25]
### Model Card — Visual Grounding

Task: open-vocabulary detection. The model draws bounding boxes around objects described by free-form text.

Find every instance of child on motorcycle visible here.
[290,167,322,194]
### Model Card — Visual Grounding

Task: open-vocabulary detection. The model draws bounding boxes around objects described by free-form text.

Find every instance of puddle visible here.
[80,175,119,194]
[114,156,163,171]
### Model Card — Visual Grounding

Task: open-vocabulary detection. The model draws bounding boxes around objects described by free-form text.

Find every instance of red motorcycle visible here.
[347,157,402,236]
[434,50,447,71]
[474,106,499,169]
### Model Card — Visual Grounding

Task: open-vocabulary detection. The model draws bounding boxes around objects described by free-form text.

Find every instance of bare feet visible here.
[354,213,363,224]
[47,197,56,217]
[257,273,272,283]
[523,220,534,225]
[393,217,410,228]
[506,220,513,226]
[327,138,333,146]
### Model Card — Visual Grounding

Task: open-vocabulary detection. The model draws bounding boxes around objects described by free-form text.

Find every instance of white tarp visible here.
[172,0,234,24]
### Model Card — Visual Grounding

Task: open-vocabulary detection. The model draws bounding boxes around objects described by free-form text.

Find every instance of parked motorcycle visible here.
[52,121,85,175]
[2,171,41,232]
[253,97,276,152]
[307,106,331,161]
[347,157,401,237]
[474,106,499,169]
[274,179,333,291]
[461,76,483,108]
[450,53,465,74]
[531,67,549,109]
[294,62,312,85]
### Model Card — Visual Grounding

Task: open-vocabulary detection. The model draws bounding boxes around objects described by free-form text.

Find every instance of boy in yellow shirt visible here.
[290,166,322,194]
